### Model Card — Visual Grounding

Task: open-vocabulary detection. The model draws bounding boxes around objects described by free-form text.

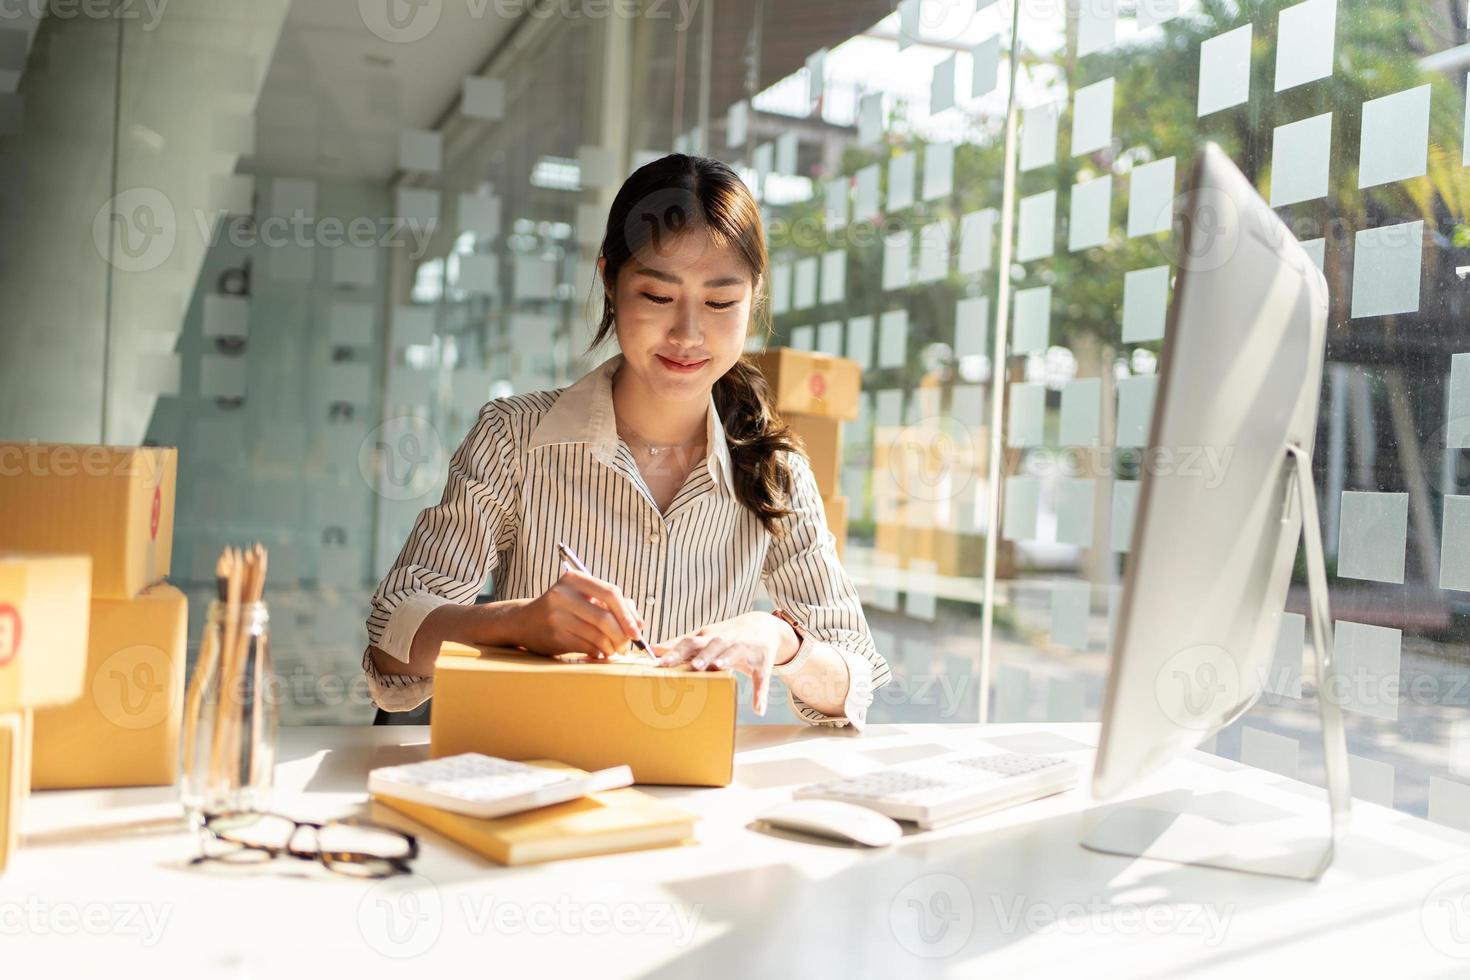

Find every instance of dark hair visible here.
[588,153,801,536]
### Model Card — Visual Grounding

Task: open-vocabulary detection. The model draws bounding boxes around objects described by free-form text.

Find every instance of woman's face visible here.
[604,229,758,401]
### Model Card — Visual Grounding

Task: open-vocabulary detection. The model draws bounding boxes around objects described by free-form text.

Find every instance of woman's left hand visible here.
[652,612,789,715]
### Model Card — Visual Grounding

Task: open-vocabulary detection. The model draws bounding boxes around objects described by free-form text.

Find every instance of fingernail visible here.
[713,659,726,669]
[691,659,705,670]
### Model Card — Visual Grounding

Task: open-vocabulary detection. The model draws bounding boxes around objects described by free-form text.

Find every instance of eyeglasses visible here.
[191,810,419,879]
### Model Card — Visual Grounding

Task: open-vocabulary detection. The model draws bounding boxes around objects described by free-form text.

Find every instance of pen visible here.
[556,541,656,659]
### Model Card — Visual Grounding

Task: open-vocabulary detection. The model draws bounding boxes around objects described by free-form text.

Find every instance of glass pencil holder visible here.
[180,600,278,828]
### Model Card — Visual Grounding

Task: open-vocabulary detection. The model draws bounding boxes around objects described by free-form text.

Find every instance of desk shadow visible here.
[26,813,188,848]
[734,758,845,789]
[300,742,432,794]
[642,795,1445,979]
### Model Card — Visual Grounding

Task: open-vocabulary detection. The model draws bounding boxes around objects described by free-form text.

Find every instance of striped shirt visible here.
[362,352,892,729]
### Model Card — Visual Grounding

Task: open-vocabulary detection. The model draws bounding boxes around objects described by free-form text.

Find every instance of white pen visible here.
[556,540,656,659]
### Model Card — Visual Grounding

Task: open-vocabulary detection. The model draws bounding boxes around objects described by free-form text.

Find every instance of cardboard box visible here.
[822,494,848,561]
[749,348,860,421]
[31,584,188,789]
[0,710,28,875]
[0,554,92,713]
[0,444,176,599]
[785,413,842,496]
[430,644,737,787]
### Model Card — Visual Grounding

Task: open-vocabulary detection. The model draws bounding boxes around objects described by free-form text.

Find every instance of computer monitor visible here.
[1083,142,1348,879]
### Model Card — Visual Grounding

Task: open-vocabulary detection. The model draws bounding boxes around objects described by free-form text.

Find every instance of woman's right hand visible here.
[511,569,646,660]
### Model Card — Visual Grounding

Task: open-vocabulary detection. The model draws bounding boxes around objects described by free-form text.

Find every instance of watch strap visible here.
[771,609,811,676]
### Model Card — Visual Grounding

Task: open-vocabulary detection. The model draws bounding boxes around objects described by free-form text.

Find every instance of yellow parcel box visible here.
[748,348,860,421]
[0,443,176,599]
[0,554,92,713]
[0,710,31,874]
[31,584,188,789]
[430,644,737,787]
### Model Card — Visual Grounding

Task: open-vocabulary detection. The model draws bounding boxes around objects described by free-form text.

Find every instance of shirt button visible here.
[645,596,659,607]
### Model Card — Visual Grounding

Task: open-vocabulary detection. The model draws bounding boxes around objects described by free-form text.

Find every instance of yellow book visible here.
[369,760,698,866]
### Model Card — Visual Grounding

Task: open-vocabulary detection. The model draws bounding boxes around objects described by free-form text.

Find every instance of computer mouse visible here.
[757,799,903,847]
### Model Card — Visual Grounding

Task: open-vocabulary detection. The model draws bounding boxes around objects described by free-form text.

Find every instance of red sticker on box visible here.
[150,485,161,541]
[0,603,20,668]
[808,372,827,399]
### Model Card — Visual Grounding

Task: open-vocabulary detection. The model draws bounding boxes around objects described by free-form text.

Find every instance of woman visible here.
[362,153,891,729]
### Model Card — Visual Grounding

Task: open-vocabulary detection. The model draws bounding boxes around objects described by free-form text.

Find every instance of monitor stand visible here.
[1080,443,1351,881]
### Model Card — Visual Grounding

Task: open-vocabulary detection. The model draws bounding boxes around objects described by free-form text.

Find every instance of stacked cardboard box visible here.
[0,553,92,872]
[747,349,860,560]
[872,422,987,579]
[0,444,186,791]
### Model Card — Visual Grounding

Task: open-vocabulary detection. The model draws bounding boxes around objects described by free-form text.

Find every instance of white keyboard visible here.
[795,752,1079,830]
[368,753,634,820]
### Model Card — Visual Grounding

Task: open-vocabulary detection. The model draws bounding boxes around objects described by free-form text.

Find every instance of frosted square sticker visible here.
[1003,476,1042,540]
[1050,581,1090,650]
[1198,24,1252,116]
[954,296,990,359]
[793,256,819,309]
[1122,265,1170,342]
[820,250,846,305]
[931,54,957,114]
[1336,491,1408,583]
[971,33,1001,98]
[915,221,951,283]
[1017,190,1057,262]
[1358,85,1430,189]
[817,321,844,356]
[825,177,849,230]
[770,263,792,315]
[1241,727,1298,778]
[1350,220,1423,318]
[846,315,874,370]
[1347,755,1394,807]
[1111,480,1139,552]
[854,164,881,221]
[1267,612,1305,698]
[1068,175,1111,251]
[1116,375,1157,448]
[888,152,917,211]
[1059,377,1101,447]
[857,93,882,147]
[1020,102,1059,172]
[1078,0,1119,56]
[923,141,954,201]
[958,208,997,274]
[398,128,442,172]
[1440,495,1470,591]
[1007,382,1046,447]
[882,232,912,291]
[1128,157,1176,237]
[879,309,909,368]
[1449,353,1470,448]
[1071,77,1115,155]
[1013,286,1051,354]
[790,326,814,351]
[1269,112,1332,207]
[1056,478,1097,547]
[1275,0,1338,92]
[1332,620,1401,721]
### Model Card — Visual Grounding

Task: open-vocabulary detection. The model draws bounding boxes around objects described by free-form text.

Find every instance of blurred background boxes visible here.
[0,554,92,712]
[31,583,188,789]
[784,413,841,495]
[0,444,176,598]
[749,348,860,421]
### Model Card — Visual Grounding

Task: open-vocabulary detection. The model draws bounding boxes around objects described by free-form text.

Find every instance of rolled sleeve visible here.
[762,450,891,730]
[361,649,435,713]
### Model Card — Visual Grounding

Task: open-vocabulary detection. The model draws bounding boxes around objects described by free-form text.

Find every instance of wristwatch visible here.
[771,608,811,677]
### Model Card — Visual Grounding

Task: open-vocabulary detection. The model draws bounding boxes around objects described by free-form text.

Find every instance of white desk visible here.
[8,723,1470,979]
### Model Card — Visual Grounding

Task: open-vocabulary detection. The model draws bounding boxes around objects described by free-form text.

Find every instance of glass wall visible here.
[6,0,1470,826]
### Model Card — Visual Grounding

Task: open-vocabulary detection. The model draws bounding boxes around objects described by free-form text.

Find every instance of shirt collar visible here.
[527,353,735,496]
